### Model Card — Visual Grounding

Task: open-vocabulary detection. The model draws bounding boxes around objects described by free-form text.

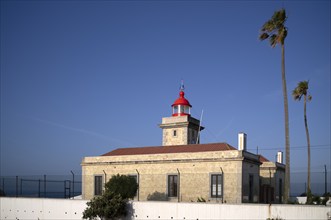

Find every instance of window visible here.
[168,175,178,197]
[173,130,177,137]
[179,105,183,113]
[128,174,138,197]
[94,175,103,196]
[184,105,190,114]
[211,174,222,198]
[173,106,178,114]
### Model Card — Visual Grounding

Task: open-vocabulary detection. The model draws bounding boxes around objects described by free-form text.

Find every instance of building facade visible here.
[259,153,285,204]
[81,86,284,203]
[82,142,261,203]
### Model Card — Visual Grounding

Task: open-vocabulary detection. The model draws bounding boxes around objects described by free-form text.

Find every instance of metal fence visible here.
[0,174,82,199]
[291,170,330,196]
[0,170,329,200]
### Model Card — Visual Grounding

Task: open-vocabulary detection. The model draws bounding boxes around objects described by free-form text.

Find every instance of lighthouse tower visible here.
[159,85,204,146]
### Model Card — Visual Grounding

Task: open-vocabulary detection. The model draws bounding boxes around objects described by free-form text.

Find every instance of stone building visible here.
[259,152,285,204]
[81,86,284,203]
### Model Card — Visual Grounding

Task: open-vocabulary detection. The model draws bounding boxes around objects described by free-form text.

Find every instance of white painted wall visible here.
[1,197,330,220]
[131,202,331,220]
[0,197,87,220]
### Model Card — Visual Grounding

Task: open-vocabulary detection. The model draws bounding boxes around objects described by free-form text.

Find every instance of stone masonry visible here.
[159,115,203,146]
[81,148,261,203]
[260,160,285,203]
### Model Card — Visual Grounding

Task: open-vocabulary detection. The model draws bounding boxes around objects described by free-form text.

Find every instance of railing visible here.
[0,170,329,200]
[0,174,82,199]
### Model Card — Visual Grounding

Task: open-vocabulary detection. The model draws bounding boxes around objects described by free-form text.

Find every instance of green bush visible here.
[322,192,330,205]
[312,194,321,205]
[197,197,206,202]
[306,189,314,205]
[83,191,127,220]
[147,191,168,201]
[83,174,138,220]
[105,174,138,200]
[300,192,307,196]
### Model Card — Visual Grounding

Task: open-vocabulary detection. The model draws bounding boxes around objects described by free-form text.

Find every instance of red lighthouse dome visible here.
[171,89,192,116]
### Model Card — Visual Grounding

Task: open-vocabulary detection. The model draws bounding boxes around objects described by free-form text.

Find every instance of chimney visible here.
[277,151,283,164]
[238,132,247,151]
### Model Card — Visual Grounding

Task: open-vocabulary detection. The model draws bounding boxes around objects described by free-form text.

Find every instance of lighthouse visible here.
[159,85,204,146]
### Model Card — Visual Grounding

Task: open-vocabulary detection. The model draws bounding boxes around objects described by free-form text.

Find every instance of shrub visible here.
[147,191,168,201]
[83,191,127,220]
[197,197,206,202]
[306,189,314,205]
[312,194,321,205]
[83,174,138,220]
[105,174,138,200]
[300,192,307,196]
[322,192,330,205]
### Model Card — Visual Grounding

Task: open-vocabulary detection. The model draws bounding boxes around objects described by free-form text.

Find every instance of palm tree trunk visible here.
[281,43,290,203]
[304,95,311,198]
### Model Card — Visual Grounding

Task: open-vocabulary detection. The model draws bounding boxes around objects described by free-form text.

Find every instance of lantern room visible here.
[171,90,192,116]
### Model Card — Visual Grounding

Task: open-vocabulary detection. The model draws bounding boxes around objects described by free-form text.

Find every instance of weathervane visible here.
[180,79,185,91]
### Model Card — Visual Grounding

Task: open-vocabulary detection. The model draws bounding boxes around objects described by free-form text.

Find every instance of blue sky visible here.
[1,0,330,193]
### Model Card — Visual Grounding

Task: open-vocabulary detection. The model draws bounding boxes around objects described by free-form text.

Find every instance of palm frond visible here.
[259,32,269,41]
[261,20,276,32]
[269,34,277,47]
[293,81,311,101]
[292,88,302,101]
[259,8,288,47]
[272,8,287,27]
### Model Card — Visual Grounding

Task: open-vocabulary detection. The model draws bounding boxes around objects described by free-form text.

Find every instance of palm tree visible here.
[292,80,312,204]
[259,8,290,203]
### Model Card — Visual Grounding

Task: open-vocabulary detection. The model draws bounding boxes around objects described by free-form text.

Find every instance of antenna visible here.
[196,109,204,144]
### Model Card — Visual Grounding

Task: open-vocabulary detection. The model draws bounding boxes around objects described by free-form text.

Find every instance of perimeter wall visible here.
[1,197,330,220]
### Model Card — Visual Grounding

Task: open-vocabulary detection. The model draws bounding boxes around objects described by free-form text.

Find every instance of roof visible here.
[259,154,270,162]
[172,91,192,107]
[102,142,237,156]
